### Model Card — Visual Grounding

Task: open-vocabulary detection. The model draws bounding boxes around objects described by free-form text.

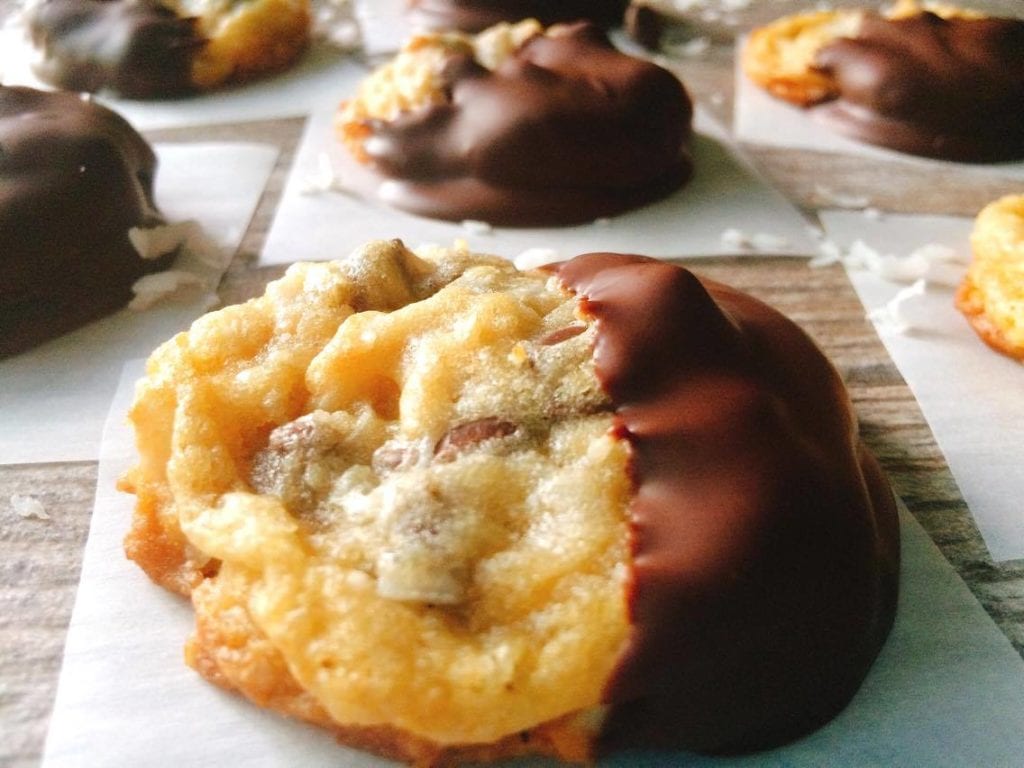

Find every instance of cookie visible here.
[121,240,899,764]
[956,194,1024,362]
[742,1,1024,162]
[407,0,628,32]
[335,20,693,227]
[0,86,174,359]
[26,0,311,98]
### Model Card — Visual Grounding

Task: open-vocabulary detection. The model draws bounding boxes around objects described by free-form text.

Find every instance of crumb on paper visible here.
[708,92,725,107]
[867,279,927,334]
[720,228,791,253]
[300,152,348,195]
[10,494,49,521]
[514,248,562,271]
[129,271,208,310]
[461,219,493,236]
[863,207,883,221]
[129,221,191,261]
[592,217,611,228]
[128,219,230,310]
[312,0,362,51]
[814,184,871,210]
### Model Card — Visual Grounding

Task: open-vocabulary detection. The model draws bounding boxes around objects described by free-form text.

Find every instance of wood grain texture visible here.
[3,7,1024,765]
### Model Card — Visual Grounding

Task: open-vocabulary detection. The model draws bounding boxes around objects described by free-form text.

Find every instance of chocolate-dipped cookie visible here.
[336,20,693,226]
[408,0,628,32]
[0,86,173,358]
[743,1,1024,162]
[26,0,310,99]
[121,239,899,765]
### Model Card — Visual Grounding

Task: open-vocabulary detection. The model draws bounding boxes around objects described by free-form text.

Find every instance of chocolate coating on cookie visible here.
[813,12,1024,162]
[408,0,628,32]
[551,254,900,753]
[0,86,170,358]
[27,0,203,98]
[347,23,693,226]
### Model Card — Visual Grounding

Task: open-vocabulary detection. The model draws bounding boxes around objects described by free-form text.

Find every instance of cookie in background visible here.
[335,20,693,226]
[742,0,1024,162]
[25,0,311,98]
[957,194,1024,362]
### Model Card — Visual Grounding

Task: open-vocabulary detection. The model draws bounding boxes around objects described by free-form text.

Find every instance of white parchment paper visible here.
[0,143,278,465]
[39,362,1024,768]
[819,210,1024,563]
[733,39,1024,180]
[0,24,367,130]
[354,0,412,58]
[261,107,819,266]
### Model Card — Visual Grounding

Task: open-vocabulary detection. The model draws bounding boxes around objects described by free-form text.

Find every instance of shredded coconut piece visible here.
[867,279,927,334]
[809,237,967,287]
[809,238,844,268]
[663,35,711,58]
[461,219,493,235]
[709,91,725,107]
[514,248,562,271]
[129,221,191,260]
[300,152,348,195]
[814,184,871,209]
[128,220,228,310]
[749,232,791,252]
[592,218,611,228]
[11,494,49,521]
[129,271,207,310]
[720,228,748,249]
[863,207,883,221]
[312,0,362,51]
[720,228,790,253]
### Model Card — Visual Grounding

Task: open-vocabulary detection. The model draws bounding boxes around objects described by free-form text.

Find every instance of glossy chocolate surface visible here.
[0,87,170,358]
[551,254,900,753]
[349,23,693,226]
[27,0,203,98]
[407,0,628,32]
[813,12,1024,162]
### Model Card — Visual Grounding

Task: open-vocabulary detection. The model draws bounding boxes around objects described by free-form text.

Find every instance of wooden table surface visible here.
[2,3,1023,766]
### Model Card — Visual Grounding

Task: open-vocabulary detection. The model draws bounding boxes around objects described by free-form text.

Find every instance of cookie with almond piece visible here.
[121,239,899,764]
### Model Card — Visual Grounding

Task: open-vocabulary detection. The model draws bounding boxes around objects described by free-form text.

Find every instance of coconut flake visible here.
[720,228,749,249]
[514,248,562,271]
[720,228,790,253]
[749,232,791,252]
[867,279,927,334]
[461,219,493,236]
[814,184,871,209]
[129,271,207,310]
[11,494,49,521]
[808,238,844,268]
[128,221,191,260]
[312,0,362,51]
[300,152,348,195]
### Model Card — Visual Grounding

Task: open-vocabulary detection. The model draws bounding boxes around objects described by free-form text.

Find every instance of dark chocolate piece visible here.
[27,0,203,99]
[344,23,693,226]
[550,253,899,753]
[813,12,1024,162]
[407,0,628,32]
[0,86,172,359]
